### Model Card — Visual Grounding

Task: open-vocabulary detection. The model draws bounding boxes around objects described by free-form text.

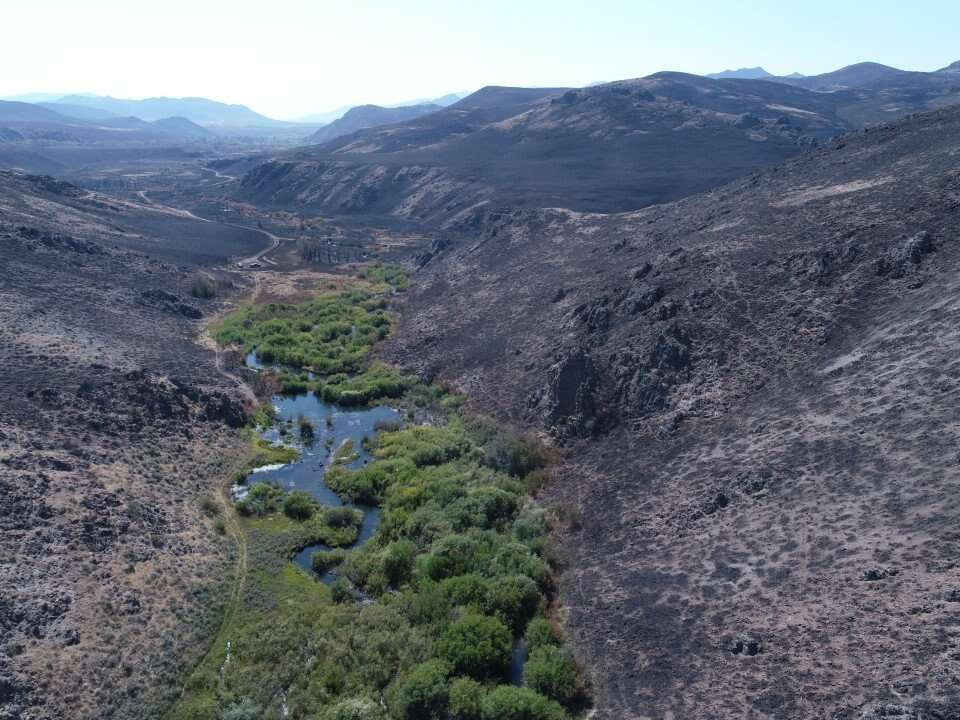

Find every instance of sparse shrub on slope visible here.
[190,276,217,299]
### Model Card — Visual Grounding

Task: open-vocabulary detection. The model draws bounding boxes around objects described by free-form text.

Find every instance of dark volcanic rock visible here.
[544,351,599,438]
[138,288,202,319]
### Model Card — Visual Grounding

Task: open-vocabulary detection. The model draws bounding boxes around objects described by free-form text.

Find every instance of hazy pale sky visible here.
[4,0,959,119]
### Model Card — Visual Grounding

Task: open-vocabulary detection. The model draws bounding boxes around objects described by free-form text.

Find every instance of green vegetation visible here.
[524,646,579,707]
[437,615,512,680]
[198,494,220,517]
[358,263,410,292]
[212,290,392,376]
[246,434,299,469]
[212,288,415,406]
[282,490,315,520]
[169,277,586,720]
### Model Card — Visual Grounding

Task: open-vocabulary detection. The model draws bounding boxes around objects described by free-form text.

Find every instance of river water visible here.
[241,351,400,583]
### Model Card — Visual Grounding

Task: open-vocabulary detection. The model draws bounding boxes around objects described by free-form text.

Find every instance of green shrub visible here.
[482,433,548,479]
[440,574,489,609]
[280,374,311,395]
[524,618,560,651]
[487,542,552,590]
[183,670,218,692]
[523,646,577,707]
[448,678,485,720]
[191,276,217,299]
[282,490,315,521]
[359,263,409,291]
[199,495,220,517]
[331,579,352,604]
[436,615,511,681]
[322,698,385,720]
[383,540,416,587]
[485,575,540,634]
[390,659,451,720]
[220,698,260,720]
[512,510,548,543]
[418,533,487,582]
[235,482,283,517]
[298,415,316,439]
[479,686,566,720]
[325,505,361,528]
[213,518,227,535]
[312,549,347,573]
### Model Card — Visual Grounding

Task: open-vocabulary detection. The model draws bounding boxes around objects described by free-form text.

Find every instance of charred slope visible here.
[235,69,960,228]
[308,102,443,144]
[0,169,265,265]
[767,62,960,128]
[386,107,960,717]
[234,75,856,225]
[0,176,251,719]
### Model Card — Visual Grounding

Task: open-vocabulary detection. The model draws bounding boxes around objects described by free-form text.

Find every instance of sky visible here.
[3,0,959,120]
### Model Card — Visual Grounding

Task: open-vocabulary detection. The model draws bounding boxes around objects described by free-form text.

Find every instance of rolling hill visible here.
[773,61,952,90]
[0,167,260,719]
[308,102,442,144]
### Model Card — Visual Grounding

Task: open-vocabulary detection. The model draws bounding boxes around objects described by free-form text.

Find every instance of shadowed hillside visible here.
[233,67,960,229]
[234,75,861,225]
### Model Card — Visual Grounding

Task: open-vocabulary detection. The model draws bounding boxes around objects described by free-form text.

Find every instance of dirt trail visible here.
[198,312,257,407]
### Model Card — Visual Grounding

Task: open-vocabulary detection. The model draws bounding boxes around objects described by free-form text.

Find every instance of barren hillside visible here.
[233,70,960,231]
[0,172,254,720]
[385,107,960,718]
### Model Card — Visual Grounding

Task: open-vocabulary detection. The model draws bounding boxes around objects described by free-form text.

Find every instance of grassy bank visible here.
[169,267,586,720]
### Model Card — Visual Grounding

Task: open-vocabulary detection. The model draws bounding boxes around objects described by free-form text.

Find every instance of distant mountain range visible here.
[0,99,214,145]
[707,67,777,79]
[708,60,960,88]
[55,95,281,126]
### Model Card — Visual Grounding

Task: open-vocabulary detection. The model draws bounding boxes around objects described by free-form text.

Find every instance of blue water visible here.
[244,352,400,583]
[245,350,266,370]
[245,349,316,379]
[510,639,528,687]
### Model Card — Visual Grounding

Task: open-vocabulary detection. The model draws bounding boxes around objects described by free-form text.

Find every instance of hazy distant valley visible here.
[3,58,960,720]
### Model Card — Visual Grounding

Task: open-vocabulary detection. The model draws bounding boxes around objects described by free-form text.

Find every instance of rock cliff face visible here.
[385,107,960,717]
